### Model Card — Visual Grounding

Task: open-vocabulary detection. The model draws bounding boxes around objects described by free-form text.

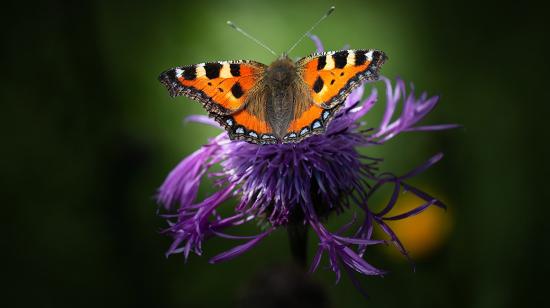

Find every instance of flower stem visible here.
[287,210,308,268]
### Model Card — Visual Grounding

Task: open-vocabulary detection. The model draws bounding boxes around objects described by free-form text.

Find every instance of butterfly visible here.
[158,8,387,144]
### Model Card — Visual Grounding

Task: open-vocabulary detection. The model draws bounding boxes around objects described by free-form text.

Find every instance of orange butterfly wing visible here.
[282,49,387,143]
[160,60,281,144]
[218,109,278,144]
[299,49,387,108]
[159,60,266,115]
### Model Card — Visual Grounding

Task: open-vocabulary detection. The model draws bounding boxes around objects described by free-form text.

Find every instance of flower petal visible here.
[185,114,222,129]
[308,34,325,53]
[209,230,272,264]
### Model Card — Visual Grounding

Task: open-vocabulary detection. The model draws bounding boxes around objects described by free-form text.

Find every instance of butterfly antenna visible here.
[227,21,278,57]
[286,6,335,55]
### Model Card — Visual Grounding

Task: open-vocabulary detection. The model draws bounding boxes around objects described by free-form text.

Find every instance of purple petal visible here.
[211,230,263,240]
[377,77,399,132]
[400,183,447,210]
[404,124,462,132]
[375,218,412,262]
[340,246,386,275]
[381,199,437,220]
[346,88,378,122]
[334,235,386,246]
[309,34,325,53]
[309,247,324,273]
[157,151,209,209]
[345,83,365,107]
[336,212,358,235]
[372,76,457,143]
[185,114,222,129]
[373,180,401,217]
[209,230,272,264]
[399,153,444,180]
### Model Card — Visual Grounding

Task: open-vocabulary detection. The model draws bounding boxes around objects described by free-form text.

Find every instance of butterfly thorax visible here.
[263,57,304,139]
[265,57,296,87]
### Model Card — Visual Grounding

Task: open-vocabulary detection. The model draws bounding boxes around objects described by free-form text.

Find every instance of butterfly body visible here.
[262,56,304,140]
[159,49,387,144]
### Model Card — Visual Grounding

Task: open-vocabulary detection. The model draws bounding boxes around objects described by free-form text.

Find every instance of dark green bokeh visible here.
[4,0,547,307]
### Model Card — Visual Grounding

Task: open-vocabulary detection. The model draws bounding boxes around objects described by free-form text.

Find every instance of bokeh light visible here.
[382,188,452,260]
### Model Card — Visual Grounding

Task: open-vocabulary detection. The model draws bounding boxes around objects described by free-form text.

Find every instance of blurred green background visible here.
[4,0,547,307]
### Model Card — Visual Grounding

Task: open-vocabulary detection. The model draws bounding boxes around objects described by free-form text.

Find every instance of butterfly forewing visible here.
[158,60,266,115]
[298,49,387,109]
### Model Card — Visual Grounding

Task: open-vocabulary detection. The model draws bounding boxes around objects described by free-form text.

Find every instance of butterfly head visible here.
[266,56,296,86]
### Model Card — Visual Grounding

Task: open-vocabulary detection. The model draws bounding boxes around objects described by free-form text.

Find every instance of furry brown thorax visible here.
[264,57,296,139]
[260,56,310,139]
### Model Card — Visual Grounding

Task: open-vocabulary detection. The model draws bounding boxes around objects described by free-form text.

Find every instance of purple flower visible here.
[157,36,458,293]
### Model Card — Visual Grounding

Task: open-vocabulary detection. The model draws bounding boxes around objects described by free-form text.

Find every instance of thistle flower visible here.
[157,36,457,293]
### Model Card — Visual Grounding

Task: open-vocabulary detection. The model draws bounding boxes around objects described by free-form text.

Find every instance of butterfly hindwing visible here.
[282,104,337,143]
[159,60,267,115]
[298,49,387,109]
[215,108,278,144]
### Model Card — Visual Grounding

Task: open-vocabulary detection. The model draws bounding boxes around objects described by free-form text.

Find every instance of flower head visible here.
[157,36,457,293]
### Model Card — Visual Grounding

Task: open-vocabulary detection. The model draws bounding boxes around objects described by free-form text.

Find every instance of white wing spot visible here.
[346,50,355,67]
[219,62,232,78]
[312,121,322,129]
[196,65,206,77]
[365,51,374,61]
[324,54,335,70]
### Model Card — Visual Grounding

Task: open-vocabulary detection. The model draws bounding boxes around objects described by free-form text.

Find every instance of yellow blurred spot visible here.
[382,189,452,260]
